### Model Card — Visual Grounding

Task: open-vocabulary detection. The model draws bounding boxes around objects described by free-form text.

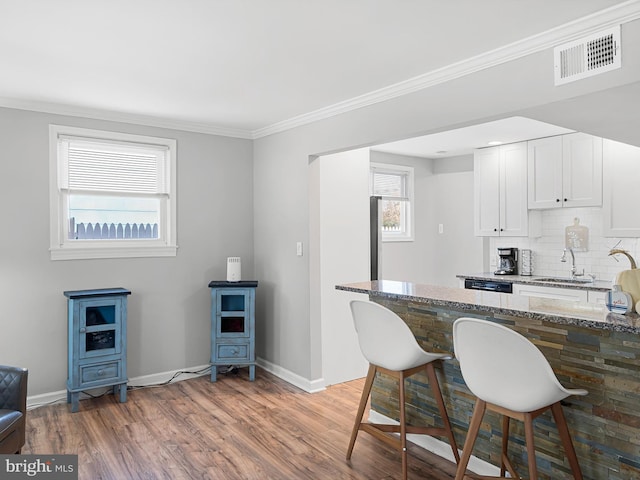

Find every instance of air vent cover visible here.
[554,26,621,85]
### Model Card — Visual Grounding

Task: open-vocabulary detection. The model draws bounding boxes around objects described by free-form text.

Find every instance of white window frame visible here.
[49,125,177,260]
[370,162,414,242]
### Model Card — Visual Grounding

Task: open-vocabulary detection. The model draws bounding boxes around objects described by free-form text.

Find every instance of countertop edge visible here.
[336,282,640,334]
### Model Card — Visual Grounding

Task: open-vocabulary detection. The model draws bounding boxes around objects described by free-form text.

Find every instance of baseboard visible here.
[126,363,211,387]
[27,363,211,410]
[26,360,326,409]
[368,410,501,476]
[256,357,326,393]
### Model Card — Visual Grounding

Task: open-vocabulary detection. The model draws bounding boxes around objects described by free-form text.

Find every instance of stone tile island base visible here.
[338,282,640,480]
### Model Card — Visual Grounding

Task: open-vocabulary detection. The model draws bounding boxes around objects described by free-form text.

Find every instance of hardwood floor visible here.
[25,369,461,479]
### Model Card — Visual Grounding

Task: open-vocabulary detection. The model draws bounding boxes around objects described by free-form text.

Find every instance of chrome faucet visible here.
[561,247,584,279]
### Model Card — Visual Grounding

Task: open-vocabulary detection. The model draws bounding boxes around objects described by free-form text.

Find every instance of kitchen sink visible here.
[533,277,594,285]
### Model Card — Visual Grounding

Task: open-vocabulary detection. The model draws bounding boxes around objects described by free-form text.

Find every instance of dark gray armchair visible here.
[0,365,28,454]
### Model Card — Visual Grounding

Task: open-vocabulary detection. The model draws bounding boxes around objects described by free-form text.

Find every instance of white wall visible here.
[431,156,485,287]
[0,107,254,395]
[311,149,482,386]
[311,149,369,387]
[253,18,640,385]
[368,151,484,287]
[370,151,434,283]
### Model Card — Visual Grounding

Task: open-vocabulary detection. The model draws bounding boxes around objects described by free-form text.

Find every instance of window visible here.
[370,163,414,241]
[49,125,177,260]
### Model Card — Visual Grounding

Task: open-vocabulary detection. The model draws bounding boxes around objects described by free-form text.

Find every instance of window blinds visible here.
[59,137,168,194]
[371,169,409,201]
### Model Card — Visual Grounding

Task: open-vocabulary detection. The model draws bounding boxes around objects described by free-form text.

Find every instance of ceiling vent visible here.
[554,25,621,85]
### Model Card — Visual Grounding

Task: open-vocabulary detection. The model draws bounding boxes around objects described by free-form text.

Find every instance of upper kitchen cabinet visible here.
[474,142,537,237]
[603,139,640,237]
[527,133,603,209]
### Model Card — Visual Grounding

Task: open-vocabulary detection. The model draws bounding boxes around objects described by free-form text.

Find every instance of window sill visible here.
[382,235,414,243]
[50,244,178,261]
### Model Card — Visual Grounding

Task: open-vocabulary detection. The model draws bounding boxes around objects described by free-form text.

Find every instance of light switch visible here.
[438,223,444,234]
[296,242,303,256]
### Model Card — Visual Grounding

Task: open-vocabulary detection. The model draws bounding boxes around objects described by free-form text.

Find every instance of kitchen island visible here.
[336,280,639,480]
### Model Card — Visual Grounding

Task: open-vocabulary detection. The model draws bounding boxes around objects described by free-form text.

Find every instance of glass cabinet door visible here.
[79,300,121,357]
[216,290,249,338]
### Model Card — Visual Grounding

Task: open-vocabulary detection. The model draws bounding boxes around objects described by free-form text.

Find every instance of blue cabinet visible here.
[64,288,130,412]
[208,281,258,382]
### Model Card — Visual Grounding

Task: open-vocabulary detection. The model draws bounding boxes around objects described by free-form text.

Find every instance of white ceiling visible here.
[0,0,633,139]
[371,117,575,158]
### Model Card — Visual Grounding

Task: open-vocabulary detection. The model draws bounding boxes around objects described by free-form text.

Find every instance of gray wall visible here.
[0,107,254,395]
[253,18,640,385]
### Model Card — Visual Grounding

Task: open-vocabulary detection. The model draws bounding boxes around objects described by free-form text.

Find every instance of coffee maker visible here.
[494,247,518,275]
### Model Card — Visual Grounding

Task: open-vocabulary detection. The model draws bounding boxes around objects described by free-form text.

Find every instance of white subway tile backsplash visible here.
[490,208,639,283]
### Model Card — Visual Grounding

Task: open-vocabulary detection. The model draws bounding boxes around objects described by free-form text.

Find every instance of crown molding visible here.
[0,97,254,139]
[252,0,640,139]
[2,1,639,140]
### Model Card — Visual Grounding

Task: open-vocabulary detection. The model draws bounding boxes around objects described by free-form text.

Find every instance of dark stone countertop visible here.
[456,272,612,292]
[336,280,640,334]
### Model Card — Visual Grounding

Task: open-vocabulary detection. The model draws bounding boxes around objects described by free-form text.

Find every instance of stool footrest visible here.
[460,474,526,479]
[362,422,451,437]
[360,423,401,450]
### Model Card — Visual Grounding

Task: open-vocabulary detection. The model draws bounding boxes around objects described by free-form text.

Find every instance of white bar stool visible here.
[453,317,588,480]
[347,300,460,479]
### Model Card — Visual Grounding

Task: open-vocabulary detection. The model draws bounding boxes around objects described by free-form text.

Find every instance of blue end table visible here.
[208,281,258,382]
[64,288,130,412]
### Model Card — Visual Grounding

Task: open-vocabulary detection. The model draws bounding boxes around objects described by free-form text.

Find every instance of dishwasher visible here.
[464,278,513,294]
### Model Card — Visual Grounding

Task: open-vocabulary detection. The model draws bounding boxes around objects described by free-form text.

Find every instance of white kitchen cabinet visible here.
[474,142,532,237]
[513,283,607,304]
[587,290,607,306]
[527,133,602,209]
[603,139,640,237]
[512,283,589,302]
[527,136,563,209]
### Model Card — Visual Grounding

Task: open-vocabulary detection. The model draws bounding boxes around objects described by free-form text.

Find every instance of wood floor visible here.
[24,368,461,479]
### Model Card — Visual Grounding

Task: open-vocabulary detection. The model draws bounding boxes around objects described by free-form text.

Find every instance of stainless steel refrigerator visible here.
[370,196,382,280]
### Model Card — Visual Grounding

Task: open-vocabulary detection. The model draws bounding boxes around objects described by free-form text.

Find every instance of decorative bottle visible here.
[606,285,633,314]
